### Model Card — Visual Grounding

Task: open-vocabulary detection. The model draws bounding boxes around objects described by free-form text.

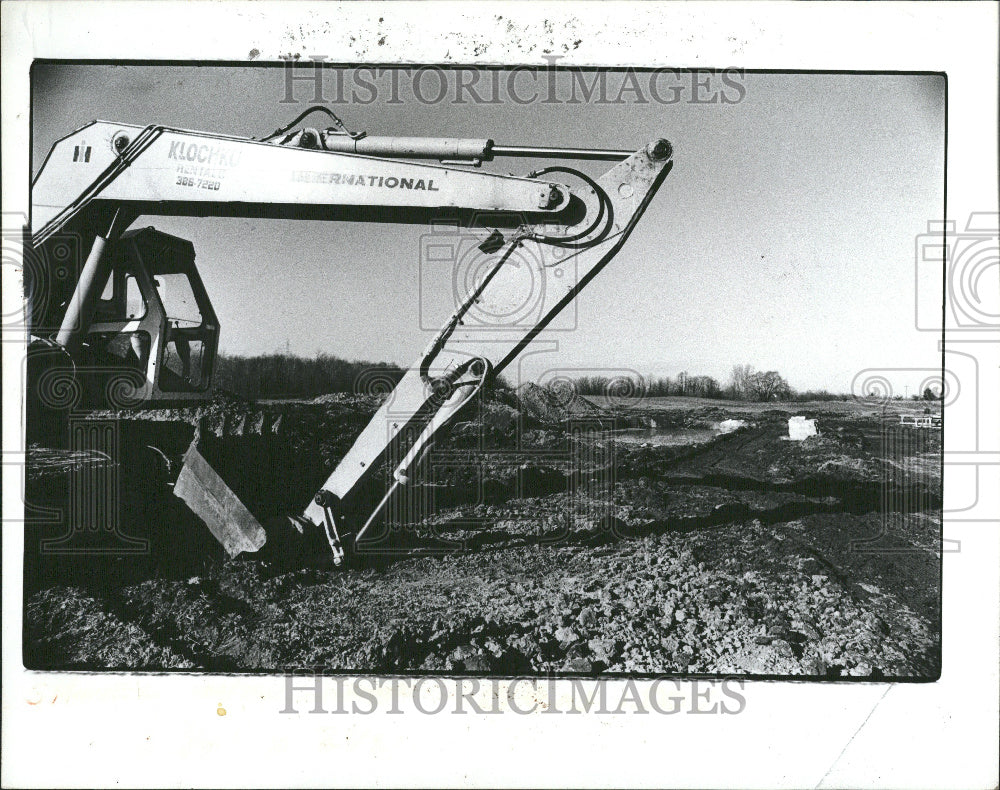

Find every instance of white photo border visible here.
[2,2,998,788]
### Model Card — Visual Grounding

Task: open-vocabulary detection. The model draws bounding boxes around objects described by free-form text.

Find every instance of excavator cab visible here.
[86,227,219,401]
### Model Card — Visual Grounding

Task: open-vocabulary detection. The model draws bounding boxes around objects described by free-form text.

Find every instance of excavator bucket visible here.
[168,410,327,561]
[174,442,267,557]
[173,437,267,558]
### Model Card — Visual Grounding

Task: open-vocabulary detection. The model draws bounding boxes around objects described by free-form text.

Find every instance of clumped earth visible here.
[23,389,941,678]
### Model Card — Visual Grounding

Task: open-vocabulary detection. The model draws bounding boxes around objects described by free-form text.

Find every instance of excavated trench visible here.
[24,398,940,578]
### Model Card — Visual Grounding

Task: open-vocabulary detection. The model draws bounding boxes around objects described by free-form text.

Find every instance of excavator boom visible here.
[32,121,574,246]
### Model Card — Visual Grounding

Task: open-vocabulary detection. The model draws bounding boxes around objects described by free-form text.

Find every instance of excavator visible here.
[26,107,673,566]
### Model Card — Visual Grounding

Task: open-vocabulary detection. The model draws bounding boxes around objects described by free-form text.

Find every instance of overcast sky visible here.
[32,65,945,393]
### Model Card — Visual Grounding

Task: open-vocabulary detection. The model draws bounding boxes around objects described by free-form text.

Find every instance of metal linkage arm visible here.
[302,139,674,560]
[265,106,633,165]
[298,129,632,165]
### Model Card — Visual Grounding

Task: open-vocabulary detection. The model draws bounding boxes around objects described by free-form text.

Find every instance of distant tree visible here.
[645,375,672,397]
[792,389,850,402]
[687,374,721,398]
[729,364,754,399]
[922,384,942,400]
[745,370,792,401]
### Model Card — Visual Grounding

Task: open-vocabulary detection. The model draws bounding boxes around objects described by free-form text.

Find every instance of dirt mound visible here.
[516,382,608,424]
[309,392,387,412]
[25,587,195,670]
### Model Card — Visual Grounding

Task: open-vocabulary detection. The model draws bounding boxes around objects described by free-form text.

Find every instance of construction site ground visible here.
[23,390,942,678]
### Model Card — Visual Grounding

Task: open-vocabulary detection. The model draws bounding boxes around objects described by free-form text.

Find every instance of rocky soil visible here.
[23,390,942,678]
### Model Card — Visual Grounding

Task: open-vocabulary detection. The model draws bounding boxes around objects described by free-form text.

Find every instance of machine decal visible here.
[175,175,222,190]
[167,141,242,167]
[291,170,441,191]
[174,164,226,179]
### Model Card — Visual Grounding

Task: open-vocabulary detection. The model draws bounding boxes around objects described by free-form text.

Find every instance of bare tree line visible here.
[214,353,403,399]
[212,353,876,403]
[571,365,852,402]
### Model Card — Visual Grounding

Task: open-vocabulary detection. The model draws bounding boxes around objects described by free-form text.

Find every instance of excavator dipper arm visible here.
[300,140,674,561]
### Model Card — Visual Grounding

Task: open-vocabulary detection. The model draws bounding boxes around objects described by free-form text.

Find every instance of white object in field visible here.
[899,414,942,429]
[787,416,818,440]
[717,419,747,434]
